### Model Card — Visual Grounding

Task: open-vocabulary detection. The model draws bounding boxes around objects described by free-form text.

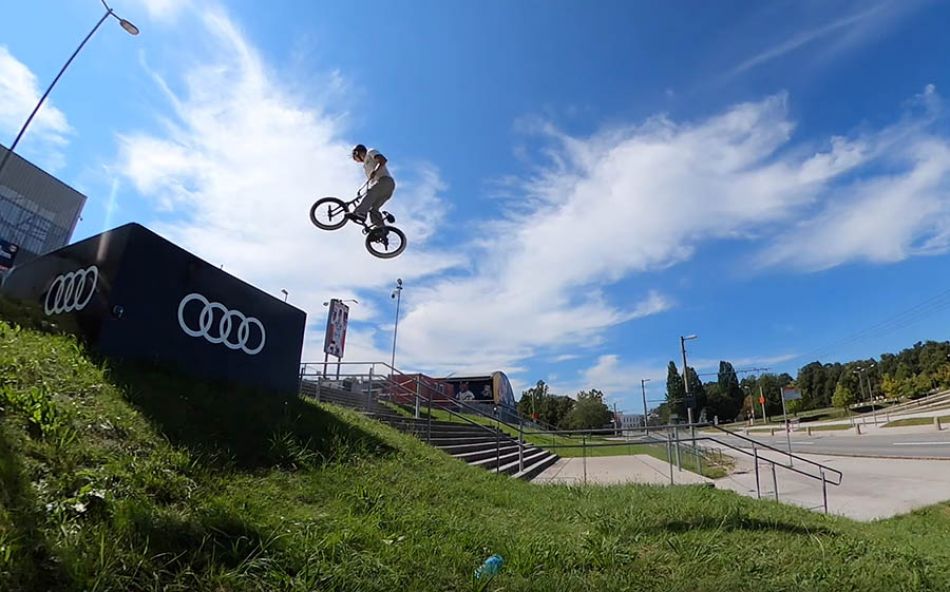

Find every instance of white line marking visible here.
[893,441,950,446]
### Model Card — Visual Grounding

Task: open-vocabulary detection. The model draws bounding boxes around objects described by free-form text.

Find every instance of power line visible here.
[696,366,771,378]
[793,285,950,364]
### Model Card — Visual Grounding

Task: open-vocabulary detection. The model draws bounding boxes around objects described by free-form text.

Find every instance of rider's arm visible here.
[370,153,387,178]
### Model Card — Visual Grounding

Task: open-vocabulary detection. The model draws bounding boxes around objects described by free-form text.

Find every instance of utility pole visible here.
[641,378,651,431]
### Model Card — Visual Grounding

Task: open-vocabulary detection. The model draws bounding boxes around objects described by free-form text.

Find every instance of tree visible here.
[705,385,739,423]
[718,361,743,409]
[746,372,794,421]
[785,399,803,415]
[665,361,686,420]
[880,374,901,399]
[562,389,612,431]
[832,382,855,410]
[685,366,707,415]
[517,380,574,427]
[517,380,549,419]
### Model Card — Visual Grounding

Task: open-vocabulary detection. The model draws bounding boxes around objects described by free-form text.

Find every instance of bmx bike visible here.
[309,184,407,259]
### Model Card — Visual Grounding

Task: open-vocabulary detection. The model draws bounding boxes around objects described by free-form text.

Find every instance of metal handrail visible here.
[300,360,568,434]
[703,424,843,485]
[308,369,515,448]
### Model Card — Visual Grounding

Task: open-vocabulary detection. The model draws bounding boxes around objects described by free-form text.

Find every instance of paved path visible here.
[713,449,950,521]
[533,454,709,486]
[714,430,950,458]
[532,448,950,521]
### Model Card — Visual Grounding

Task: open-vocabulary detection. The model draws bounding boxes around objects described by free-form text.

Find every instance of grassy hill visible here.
[1,312,949,591]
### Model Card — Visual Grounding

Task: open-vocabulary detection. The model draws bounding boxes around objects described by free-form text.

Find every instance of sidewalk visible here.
[533,454,709,486]
[712,448,950,521]
[734,417,947,437]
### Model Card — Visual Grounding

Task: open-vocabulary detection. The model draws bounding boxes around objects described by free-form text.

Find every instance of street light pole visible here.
[0,0,140,181]
[640,378,651,431]
[390,278,403,372]
[680,335,697,425]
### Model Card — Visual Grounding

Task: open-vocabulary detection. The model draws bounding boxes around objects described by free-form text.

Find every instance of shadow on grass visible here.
[0,426,74,590]
[111,500,284,575]
[109,362,394,471]
[645,515,836,537]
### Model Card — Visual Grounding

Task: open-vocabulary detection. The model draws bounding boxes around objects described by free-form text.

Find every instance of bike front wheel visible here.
[365,226,407,259]
[310,197,349,230]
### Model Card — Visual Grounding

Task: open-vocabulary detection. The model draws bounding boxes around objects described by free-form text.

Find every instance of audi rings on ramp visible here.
[44,265,99,315]
[177,293,266,355]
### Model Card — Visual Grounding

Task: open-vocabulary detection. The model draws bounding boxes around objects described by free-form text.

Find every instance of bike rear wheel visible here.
[365,226,407,259]
[310,197,349,230]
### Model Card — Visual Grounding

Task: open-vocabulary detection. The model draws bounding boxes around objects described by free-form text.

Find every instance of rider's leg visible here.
[355,177,395,226]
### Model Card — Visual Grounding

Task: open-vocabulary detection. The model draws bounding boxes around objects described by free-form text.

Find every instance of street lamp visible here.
[0,0,140,181]
[390,278,403,372]
[280,289,288,302]
[640,378,651,430]
[680,334,698,425]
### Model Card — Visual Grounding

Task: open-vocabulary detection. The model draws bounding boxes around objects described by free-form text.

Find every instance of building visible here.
[620,412,645,435]
[0,145,85,272]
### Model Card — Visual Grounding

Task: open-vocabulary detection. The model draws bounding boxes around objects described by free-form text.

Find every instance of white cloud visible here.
[131,0,189,22]
[729,1,926,77]
[394,87,950,377]
[115,6,463,361]
[758,87,950,270]
[113,1,950,386]
[0,46,71,166]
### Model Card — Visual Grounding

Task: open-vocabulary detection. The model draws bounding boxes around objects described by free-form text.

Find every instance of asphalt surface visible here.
[707,431,950,459]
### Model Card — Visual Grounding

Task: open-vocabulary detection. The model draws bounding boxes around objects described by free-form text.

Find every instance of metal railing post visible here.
[427,388,433,444]
[583,434,588,486]
[518,419,524,473]
[495,428,501,474]
[667,432,674,485]
[821,469,828,514]
[367,366,374,409]
[753,444,761,499]
[674,427,682,471]
[414,376,421,419]
[690,424,697,459]
[771,463,779,501]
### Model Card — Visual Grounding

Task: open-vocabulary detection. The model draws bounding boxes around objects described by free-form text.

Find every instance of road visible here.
[707,430,950,459]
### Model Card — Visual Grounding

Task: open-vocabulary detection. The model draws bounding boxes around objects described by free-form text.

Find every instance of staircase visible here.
[302,382,559,480]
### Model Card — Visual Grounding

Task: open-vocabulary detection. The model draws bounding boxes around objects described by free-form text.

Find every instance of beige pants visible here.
[354,176,395,226]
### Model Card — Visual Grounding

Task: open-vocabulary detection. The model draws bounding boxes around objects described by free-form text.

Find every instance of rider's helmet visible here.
[352,144,367,160]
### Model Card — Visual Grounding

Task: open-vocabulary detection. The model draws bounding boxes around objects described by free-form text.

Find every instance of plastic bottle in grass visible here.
[475,554,503,579]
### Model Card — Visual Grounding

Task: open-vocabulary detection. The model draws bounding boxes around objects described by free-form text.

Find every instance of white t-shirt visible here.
[364,148,392,185]
[459,389,475,401]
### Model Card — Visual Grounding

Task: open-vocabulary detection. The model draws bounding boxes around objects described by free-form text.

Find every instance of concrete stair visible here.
[301,387,559,481]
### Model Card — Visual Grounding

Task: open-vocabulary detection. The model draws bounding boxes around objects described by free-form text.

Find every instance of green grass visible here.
[805,424,853,432]
[882,415,950,428]
[2,316,950,590]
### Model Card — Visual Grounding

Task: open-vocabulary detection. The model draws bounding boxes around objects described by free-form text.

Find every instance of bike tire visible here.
[310,197,349,230]
[365,226,407,259]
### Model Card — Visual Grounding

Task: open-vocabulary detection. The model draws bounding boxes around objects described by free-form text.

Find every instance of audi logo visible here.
[44,265,99,316]
[177,293,266,355]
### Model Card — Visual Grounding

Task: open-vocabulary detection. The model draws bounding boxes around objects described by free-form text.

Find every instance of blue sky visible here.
[3,0,950,414]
